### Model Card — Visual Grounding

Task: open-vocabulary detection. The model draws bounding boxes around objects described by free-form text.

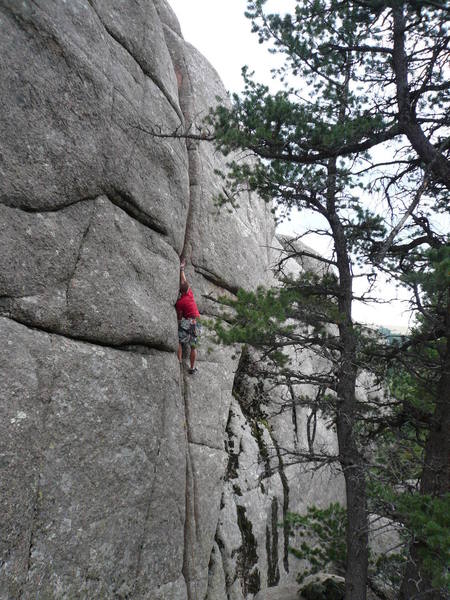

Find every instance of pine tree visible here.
[207,2,449,599]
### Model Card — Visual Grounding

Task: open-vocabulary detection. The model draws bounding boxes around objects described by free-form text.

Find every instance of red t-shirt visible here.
[175,288,200,320]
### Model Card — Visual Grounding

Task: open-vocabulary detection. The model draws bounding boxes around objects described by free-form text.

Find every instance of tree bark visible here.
[399,296,450,600]
[327,156,369,600]
[392,3,450,190]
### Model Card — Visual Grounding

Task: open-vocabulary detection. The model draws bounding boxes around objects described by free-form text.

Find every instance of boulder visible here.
[254,584,301,599]
[299,573,345,600]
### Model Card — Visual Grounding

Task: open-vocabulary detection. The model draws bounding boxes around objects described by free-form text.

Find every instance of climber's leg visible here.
[188,320,200,373]
[189,347,197,370]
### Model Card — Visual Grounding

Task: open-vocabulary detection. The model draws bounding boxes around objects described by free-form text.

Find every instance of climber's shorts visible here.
[178,318,201,348]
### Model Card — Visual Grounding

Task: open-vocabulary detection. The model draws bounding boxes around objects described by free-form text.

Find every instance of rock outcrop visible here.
[0,2,343,599]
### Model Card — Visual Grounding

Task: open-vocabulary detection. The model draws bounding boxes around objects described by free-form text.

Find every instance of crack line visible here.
[65,203,95,310]
[86,0,183,122]
[19,339,58,598]
[0,315,174,355]
[133,434,163,595]
[193,264,239,296]
[0,191,168,237]
[180,367,200,600]
[189,440,226,452]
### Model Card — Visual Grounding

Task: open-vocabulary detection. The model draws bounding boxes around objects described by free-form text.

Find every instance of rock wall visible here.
[0,2,343,599]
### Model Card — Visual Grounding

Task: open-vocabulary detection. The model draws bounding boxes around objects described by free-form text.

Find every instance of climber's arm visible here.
[180,269,187,288]
[180,257,188,288]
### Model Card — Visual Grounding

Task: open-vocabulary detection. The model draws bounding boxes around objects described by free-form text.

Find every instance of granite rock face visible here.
[0,2,343,599]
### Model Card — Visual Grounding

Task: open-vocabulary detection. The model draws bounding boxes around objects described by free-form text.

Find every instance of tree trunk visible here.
[327,155,369,600]
[392,3,450,190]
[399,299,450,600]
[336,378,369,600]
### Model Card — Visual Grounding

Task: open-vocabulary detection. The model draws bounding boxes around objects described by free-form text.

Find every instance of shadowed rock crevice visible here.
[105,188,169,236]
[235,505,261,596]
[266,498,281,587]
[193,264,240,296]
[225,408,241,482]
[162,22,201,262]
[163,15,241,597]
[180,368,201,600]
[0,190,168,237]
[182,452,197,600]
[0,196,98,215]
[0,315,174,355]
[211,529,232,600]
[65,204,95,309]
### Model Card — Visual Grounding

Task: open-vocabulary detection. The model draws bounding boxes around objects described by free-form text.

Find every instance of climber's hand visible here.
[180,257,186,270]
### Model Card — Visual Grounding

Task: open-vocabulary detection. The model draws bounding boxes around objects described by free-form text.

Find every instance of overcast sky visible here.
[167,0,413,330]
[167,0,286,92]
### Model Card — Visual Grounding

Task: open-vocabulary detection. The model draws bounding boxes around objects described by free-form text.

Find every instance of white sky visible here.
[167,0,291,92]
[167,0,413,330]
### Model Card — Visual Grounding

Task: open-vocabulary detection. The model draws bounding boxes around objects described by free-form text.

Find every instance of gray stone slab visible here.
[0,1,189,251]
[0,317,186,598]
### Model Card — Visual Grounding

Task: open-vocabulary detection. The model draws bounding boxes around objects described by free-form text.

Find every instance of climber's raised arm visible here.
[179,257,188,295]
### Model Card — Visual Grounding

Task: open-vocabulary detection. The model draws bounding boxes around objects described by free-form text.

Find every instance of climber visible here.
[175,257,201,374]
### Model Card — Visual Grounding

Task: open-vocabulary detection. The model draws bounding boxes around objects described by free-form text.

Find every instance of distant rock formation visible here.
[0,1,343,598]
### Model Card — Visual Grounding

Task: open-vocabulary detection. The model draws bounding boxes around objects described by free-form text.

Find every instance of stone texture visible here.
[0,0,189,249]
[1,197,180,349]
[254,585,301,600]
[0,317,186,599]
[154,0,183,37]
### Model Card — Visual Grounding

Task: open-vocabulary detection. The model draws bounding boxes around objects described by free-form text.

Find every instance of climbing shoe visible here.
[188,367,198,374]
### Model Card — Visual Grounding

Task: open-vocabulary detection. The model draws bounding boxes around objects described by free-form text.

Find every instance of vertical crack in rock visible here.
[224,407,240,483]
[253,420,272,481]
[65,202,95,309]
[235,505,261,596]
[179,65,200,260]
[162,24,203,598]
[270,434,290,574]
[160,22,200,261]
[266,497,280,587]
[212,526,232,600]
[86,0,183,122]
[184,377,200,536]
[21,474,41,599]
[180,367,199,600]
[292,402,299,446]
[183,453,199,600]
[132,435,163,596]
[20,341,57,597]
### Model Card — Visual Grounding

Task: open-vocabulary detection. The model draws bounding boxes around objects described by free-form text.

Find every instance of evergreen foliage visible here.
[286,503,347,582]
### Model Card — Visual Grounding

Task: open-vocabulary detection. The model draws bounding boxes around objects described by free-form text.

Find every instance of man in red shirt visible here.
[175,258,201,373]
